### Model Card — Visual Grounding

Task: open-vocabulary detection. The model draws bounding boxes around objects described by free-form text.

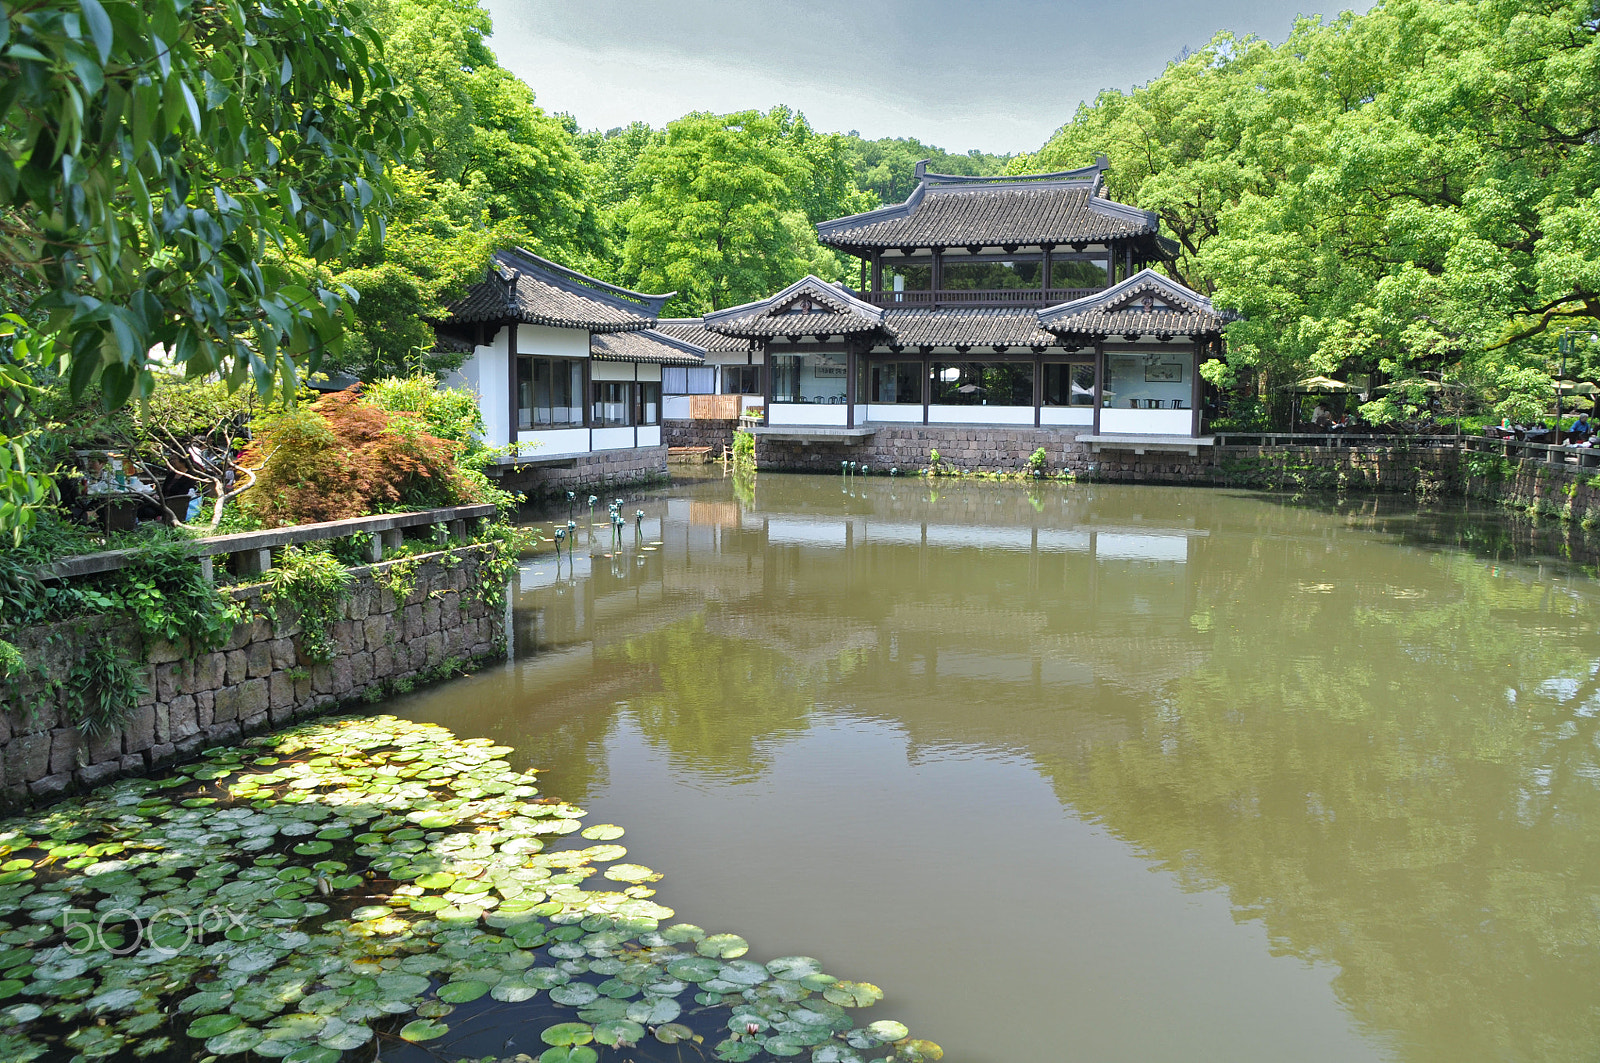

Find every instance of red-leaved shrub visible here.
[239,388,480,526]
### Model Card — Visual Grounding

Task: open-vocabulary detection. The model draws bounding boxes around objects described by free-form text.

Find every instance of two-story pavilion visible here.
[693,158,1233,471]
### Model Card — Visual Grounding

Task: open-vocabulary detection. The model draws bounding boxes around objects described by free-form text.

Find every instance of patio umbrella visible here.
[1377,378,1447,392]
[1553,379,1599,394]
[1289,375,1358,392]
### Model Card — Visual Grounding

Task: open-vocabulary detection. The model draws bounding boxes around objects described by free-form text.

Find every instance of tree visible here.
[843,135,1010,204]
[0,0,415,407]
[618,109,851,314]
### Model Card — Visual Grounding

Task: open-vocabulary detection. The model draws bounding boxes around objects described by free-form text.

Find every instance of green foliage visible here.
[731,430,755,469]
[1027,447,1048,473]
[0,638,22,681]
[1020,2,1600,417]
[0,317,57,545]
[114,537,242,651]
[0,0,415,408]
[262,547,354,663]
[841,134,1010,204]
[618,109,860,314]
[64,635,148,735]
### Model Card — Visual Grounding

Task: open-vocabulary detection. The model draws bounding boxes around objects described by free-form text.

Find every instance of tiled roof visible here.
[878,308,1064,349]
[590,329,706,367]
[1039,269,1233,339]
[703,276,884,338]
[817,163,1159,251]
[653,319,752,354]
[442,249,672,333]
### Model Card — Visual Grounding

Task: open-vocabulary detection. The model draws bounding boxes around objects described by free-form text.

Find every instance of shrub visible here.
[240,388,481,526]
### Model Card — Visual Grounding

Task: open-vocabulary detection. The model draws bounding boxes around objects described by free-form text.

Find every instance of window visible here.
[662,366,715,395]
[516,357,584,429]
[1051,258,1109,290]
[635,382,660,426]
[884,259,931,293]
[722,365,761,395]
[1042,363,1096,406]
[931,362,1033,406]
[1102,352,1191,409]
[942,258,1042,291]
[771,352,847,404]
[592,381,632,426]
[865,361,923,404]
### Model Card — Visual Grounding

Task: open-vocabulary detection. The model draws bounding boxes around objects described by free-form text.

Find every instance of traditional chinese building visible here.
[434,249,705,494]
[681,158,1234,474]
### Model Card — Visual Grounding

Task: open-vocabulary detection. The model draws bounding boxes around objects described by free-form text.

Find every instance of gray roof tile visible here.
[1039,269,1233,338]
[443,249,671,333]
[653,319,753,354]
[880,307,1064,349]
[818,165,1158,251]
[703,276,884,339]
[590,329,706,367]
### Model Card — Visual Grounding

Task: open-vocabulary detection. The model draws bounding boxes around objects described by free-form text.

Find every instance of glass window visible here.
[517,357,584,428]
[770,352,847,404]
[1102,352,1191,409]
[942,259,1042,291]
[931,362,1033,406]
[1051,258,1109,290]
[592,381,632,426]
[885,259,931,294]
[662,367,687,394]
[1042,363,1096,407]
[636,382,660,425]
[866,361,923,404]
[722,365,761,395]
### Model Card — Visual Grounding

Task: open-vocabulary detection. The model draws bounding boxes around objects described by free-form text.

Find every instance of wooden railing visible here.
[857,288,1100,308]
[39,503,501,583]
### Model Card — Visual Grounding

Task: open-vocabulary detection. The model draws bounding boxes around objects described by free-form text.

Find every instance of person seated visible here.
[1569,413,1592,439]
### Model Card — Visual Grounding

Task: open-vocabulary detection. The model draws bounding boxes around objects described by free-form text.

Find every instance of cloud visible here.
[483,0,1359,154]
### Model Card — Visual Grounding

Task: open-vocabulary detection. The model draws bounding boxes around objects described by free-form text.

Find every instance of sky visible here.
[483,0,1357,155]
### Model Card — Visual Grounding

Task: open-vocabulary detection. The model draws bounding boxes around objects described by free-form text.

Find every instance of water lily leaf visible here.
[653,1022,695,1044]
[811,1046,866,1063]
[376,972,430,999]
[697,933,749,959]
[414,873,455,889]
[867,1020,909,1042]
[538,1049,598,1063]
[896,1039,944,1061]
[592,1019,645,1047]
[437,980,490,1003]
[316,1020,372,1050]
[718,960,769,985]
[579,824,623,841]
[541,1021,595,1046]
[714,1038,763,1061]
[823,981,883,1008]
[292,841,332,856]
[603,864,658,883]
[667,956,722,982]
[765,1034,805,1057]
[5,1003,43,1024]
[87,987,144,1013]
[626,997,681,1024]
[662,923,704,943]
[490,979,540,1003]
[549,982,599,1006]
[400,1019,449,1042]
[187,1013,242,1038]
[766,956,824,980]
[205,1026,264,1056]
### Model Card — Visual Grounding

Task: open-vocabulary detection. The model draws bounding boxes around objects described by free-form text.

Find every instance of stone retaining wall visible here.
[0,544,507,808]
[494,446,668,501]
[664,419,738,454]
[755,425,1209,481]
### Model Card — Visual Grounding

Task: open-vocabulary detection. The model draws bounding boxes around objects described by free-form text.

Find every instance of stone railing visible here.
[37,503,500,582]
[1211,432,1600,470]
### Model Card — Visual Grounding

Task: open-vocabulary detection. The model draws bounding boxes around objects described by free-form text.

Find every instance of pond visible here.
[397,472,1600,1063]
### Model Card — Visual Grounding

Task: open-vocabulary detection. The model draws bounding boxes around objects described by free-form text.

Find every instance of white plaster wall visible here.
[592,362,637,382]
[637,426,661,447]
[1041,407,1094,426]
[664,396,691,419]
[592,427,636,451]
[635,363,662,382]
[927,405,1035,425]
[473,328,510,448]
[519,323,589,359]
[1098,408,1194,435]
[516,428,588,457]
[866,405,925,423]
[769,404,848,426]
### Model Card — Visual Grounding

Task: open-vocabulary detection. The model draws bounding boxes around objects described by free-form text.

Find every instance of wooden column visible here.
[1034,353,1043,427]
[931,249,943,300]
[871,253,882,294]
[506,323,519,451]
[1092,343,1105,434]
[1191,340,1202,436]
[859,258,867,291]
[1041,246,1053,297]
[922,354,931,425]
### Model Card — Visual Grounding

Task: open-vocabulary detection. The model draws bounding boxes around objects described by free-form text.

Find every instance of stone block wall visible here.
[663,419,738,453]
[0,544,507,808]
[755,425,1208,481]
[495,446,668,501]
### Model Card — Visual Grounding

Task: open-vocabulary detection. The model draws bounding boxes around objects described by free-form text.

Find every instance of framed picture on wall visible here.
[1144,361,1182,383]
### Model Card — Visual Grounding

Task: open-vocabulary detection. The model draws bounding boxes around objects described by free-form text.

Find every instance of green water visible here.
[398,474,1600,1063]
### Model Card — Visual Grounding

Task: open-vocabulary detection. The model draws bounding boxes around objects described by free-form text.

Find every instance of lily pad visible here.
[187,1013,242,1039]
[437,979,490,1003]
[541,1021,595,1046]
[550,982,600,1006]
[653,1022,695,1044]
[823,981,884,1008]
[697,933,749,959]
[579,824,624,841]
[400,1019,449,1042]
